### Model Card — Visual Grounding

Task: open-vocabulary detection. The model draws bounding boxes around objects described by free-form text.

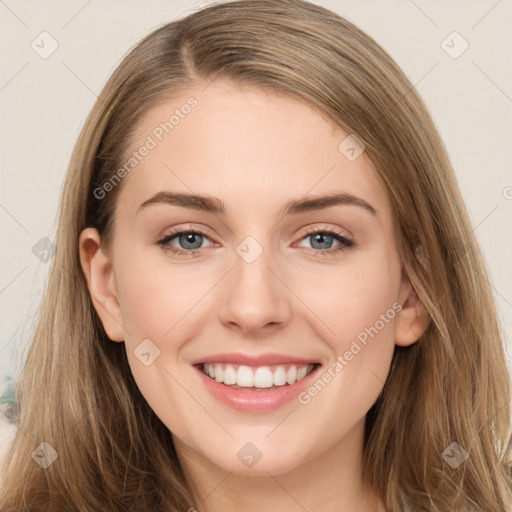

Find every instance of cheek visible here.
[304,250,401,392]
[293,267,399,440]
[337,275,398,348]
[114,251,213,343]
[305,260,400,346]
[112,255,207,423]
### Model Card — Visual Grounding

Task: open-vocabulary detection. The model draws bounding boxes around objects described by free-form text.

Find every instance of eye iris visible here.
[180,232,203,250]
[311,233,333,250]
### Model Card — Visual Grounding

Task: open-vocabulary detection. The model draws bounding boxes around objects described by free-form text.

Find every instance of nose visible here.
[217,239,292,337]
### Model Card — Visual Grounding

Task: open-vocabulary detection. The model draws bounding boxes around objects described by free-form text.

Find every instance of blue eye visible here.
[171,232,204,250]
[156,227,213,256]
[156,226,355,257]
[298,228,354,256]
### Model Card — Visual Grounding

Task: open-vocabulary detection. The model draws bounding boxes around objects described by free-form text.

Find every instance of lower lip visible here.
[193,364,321,413]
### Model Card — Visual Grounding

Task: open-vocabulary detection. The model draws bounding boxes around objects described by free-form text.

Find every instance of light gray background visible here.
[1,0,511,453]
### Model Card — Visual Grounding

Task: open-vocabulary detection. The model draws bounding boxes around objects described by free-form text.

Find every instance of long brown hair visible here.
[1,0,511,510]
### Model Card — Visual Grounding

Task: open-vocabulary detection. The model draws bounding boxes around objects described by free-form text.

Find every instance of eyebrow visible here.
[137,191,377,217]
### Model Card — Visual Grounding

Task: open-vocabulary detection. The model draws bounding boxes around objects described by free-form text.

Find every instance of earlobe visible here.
[78,227,125,342]
[394,277,429,347]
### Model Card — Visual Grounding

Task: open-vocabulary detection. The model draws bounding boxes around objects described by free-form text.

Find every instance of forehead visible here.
[114,80,392,224]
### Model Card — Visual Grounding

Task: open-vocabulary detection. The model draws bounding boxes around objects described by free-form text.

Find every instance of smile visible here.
[192,355,322,412]
[201,363,316,390]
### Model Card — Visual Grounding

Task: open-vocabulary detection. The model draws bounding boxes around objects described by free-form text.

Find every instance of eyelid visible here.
[298,223,352,240]
[159,224,218,243]
[156,222,355,256]
[293,225,355,254]
[158,223,351,243]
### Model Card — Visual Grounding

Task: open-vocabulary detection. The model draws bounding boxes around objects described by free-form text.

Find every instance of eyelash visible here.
[156,225,355,257]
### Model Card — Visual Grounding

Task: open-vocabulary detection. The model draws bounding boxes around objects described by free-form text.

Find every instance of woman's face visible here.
[81,80,422,478]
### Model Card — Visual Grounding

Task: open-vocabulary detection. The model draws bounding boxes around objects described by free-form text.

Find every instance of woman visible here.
[1,0,511,510]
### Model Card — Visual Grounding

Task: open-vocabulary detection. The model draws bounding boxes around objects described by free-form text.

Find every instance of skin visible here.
[79,80,429,512]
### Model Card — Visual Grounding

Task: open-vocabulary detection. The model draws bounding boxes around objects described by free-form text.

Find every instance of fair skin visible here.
[79,80,428,512]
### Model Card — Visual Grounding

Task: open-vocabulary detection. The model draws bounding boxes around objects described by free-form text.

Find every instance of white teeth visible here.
[214,364,224,382]
[237,365,254,387]
[253,367,274,388]
[273,366,287,386]
[286,365,297,384]
[223,365,237,385]
[297,366,308,381]
[202,363,316,388]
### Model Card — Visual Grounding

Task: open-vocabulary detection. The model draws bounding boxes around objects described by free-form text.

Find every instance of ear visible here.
[78,227,125,342]
[394,276,429,347]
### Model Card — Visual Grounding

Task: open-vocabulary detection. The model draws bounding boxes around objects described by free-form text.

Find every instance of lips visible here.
[191,352,320,367]
[191,352,320,389]
[191,352,322,412]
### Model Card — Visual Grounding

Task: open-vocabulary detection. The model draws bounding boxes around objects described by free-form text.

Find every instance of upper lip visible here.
[191,352,321,367]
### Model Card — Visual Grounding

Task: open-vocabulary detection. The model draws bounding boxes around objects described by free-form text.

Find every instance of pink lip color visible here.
[193,363,321,413]
[191,352,319,367]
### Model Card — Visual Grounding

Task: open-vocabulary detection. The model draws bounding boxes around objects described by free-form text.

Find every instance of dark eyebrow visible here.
[138,192,225,214]
[279,193,377,217]
[137,191,377,217]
